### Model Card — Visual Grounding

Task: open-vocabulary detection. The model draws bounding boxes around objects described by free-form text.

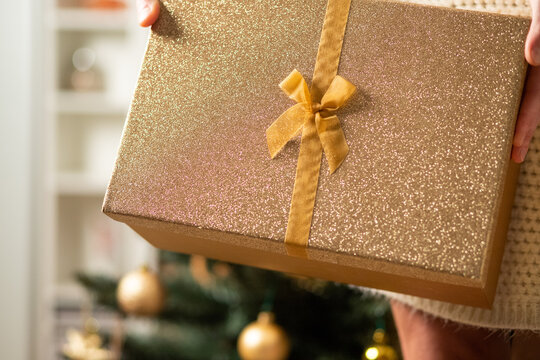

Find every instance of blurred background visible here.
[1,0,398,359]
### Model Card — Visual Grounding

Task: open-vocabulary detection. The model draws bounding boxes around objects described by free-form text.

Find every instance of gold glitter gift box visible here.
[103,0,531,308]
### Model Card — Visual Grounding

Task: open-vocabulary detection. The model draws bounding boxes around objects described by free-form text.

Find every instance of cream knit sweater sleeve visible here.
[401,0,531,17]
[361,0,540,330]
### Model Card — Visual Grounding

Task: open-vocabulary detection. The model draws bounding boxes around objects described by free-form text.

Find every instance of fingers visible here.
[136,0,160,27]
[514,1,540,163]
[525,0,540,65]
[512,65,540,163]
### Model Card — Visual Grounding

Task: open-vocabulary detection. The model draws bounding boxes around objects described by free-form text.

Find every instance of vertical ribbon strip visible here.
[266,0,354,256]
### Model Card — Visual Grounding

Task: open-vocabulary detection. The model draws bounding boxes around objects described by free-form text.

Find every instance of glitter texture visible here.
[104,0,530,281]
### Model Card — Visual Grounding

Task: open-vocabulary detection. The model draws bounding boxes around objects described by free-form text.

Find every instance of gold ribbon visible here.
[266,0,354,256]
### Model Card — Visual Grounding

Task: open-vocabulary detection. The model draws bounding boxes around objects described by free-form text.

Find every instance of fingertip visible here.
[511,150,522,164]
[138,0,160,28]
[525,40,538,66]
[525,21,540,66]
[511,146,527,164]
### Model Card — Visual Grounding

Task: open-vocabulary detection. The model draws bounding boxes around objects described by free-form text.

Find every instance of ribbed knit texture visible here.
[359,0,540,330]
[403,0,531,16]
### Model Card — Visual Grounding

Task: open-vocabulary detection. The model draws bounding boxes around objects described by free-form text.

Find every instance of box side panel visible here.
[131,222,491,307]
[104,211,492,307]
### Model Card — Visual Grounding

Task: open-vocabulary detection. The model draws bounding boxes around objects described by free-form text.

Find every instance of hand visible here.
[136,0,160,27]
[513,2,540,163]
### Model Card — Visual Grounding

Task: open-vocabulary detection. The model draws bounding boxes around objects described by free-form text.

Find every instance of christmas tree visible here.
[75,250,400,360]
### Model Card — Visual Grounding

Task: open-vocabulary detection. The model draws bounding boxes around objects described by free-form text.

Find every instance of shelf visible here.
[56,172,109,196]
[40,2,156,357]
[55,8,129,31]
[57,91,128,115]
[55,282,89,308]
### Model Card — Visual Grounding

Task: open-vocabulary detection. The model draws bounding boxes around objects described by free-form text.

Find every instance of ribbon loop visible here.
[279,69,312,109]
[320,75,357,112]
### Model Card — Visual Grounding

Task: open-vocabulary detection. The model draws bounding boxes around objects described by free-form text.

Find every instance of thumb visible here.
[525,0,540,65]
[137,0,160,28]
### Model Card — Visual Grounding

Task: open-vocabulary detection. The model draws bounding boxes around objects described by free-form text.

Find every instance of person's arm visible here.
[136,0,540,163]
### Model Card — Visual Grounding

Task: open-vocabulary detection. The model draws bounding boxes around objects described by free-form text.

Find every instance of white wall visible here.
[0,0,36,358]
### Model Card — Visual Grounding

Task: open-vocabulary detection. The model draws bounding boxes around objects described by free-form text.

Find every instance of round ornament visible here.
[116,266,165,316]
[237,311,290,360]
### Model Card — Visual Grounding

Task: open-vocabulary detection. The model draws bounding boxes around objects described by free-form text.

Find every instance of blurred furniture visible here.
[39,1,157,358]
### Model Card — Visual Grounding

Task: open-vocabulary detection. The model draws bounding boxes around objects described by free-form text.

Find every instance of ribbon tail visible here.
[315,114,349,174]
[285,114,322,250]
[266,103,308,158]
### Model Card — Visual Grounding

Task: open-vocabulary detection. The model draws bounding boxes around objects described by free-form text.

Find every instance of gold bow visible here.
[266,69,356,174]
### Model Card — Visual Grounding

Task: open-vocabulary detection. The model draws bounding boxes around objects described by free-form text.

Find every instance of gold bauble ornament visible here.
[63,317,113,360]
[362,329,398,360]
[116,265,165,316]
[237,312,290,360]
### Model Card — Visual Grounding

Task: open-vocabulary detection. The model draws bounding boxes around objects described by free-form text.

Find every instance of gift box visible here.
[103,0,531,308]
